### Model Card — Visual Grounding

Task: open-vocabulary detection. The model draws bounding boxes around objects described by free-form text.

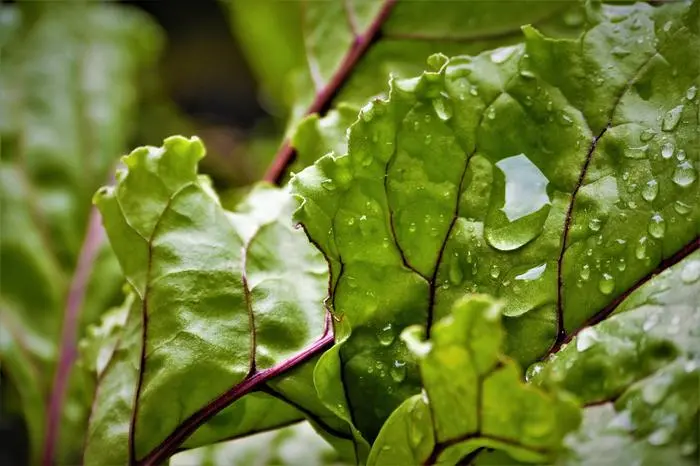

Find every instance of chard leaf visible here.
[368,295,580,465]
[223,0,585,182]
[88,136,347,464]
[0,2,159,463]
[291,0,698,447]
[530,251,699,464]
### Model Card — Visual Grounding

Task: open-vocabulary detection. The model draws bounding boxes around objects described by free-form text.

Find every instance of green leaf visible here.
[368,295,580,465]
[87,136,344,464]
[291,0,698,445]
[0,2,160,463]
[529,251,700,464]
[171,421,348,466]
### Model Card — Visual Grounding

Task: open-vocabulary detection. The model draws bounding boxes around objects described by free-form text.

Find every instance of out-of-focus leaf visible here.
[0,2,160,463]
[368,295,580,465]
[171,422,347,466]
[291,0,698,445]
[87,136,351,464]
[530,251,700,465]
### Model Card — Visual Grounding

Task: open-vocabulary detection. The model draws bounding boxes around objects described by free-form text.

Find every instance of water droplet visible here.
[490,264,501,279]
[321,179,336,191]
[486,107,497,120]
[673,161,696,187]
[449,256,463,285]
[432,93,453,121]
[378,324,395,346]
[424,134,433,145]
[648,427,672,446]
[663,20,673,32]
[408,222,417,233]
[662,105,684,131]
[636,236,648,260]
[617,258,627,271]
[686,85,697,101]
[674,200,692,215]
[390,360,406,382]
[639,128,656,142]
[576,327,599,351]
[525,362,544,382]
[485,154,551,251]
[681,260,700,283]
[660,142,674,159]
[491,46,516,64]
[648,213,666,239]
[589,218,602,232]
[642,179,658,202]
[559,112,574,126]
[519,69,536,79]
[580,264,591,281]
[625,143,649,159]
[469,86,478,96]
[598,273,615,295]
[515,263,547,281]
[676,149,687,161]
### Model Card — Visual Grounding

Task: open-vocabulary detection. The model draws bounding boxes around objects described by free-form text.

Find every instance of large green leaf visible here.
[368,295,580,465]
[223,0,585,182]
[87,136,351,464]
[291,0,698,446]
[530,251,700,465]
[0,2,160,463]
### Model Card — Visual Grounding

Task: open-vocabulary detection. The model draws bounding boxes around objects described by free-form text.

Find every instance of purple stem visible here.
[263,0,397,184]
[137,312,334,466]
[43,207,104,466]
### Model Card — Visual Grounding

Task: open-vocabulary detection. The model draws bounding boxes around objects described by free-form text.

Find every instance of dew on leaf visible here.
[525,362,544,382]
[617,258,627,272]
[519,69,536,79]
[576,327,599,352]
[647,213,666,239]
[672,161,696,187]
[662,104,683,131]
[598,273,615,295]
[378,324,395,346]
[661,141,674,159]
[639,128,656,142]
[485,154,551,251]
[515,263,546,281]
[681,260,700,283]
[641,179,658,202]
[624,144,648,159]
[559,112,574,126]
[432,93,453,121]
[676,149,686,161]
[686,85,697,101]
[636,236,649,260]
[673,200,692,214]
[589,218,602,232]
[390,360,406,382]
[580,264,591,281]
[490,264,501,279]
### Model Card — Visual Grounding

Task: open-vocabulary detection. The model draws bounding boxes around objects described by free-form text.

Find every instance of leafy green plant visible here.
[1,0,698,465]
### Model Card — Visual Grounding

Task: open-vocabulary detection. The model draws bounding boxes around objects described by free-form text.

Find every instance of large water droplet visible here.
[672,161,696,187]
[648,213,666,239]
[681,260,700,283]
[390,360,406,382]
[686,85,697,101]
[661,142,674,159]
[432,93,453,121]
[662,105,683,131]
[525,362,544,382]
[576,327,599,352]
[642,179,658,202]
[378,324,395,346]
[485,154,551,251]
[515,263,547,281]
[598,273,615,295]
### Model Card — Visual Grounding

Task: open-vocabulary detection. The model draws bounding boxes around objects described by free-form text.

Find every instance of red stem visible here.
[43,207,104,466]
[262,0,397,184]
[137,313,334,466]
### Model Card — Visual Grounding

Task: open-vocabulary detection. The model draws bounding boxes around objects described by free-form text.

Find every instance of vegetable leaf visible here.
[0,2,160,463]
[88,136,343,464]
[291,0,698,445]
[368,295,580,465]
